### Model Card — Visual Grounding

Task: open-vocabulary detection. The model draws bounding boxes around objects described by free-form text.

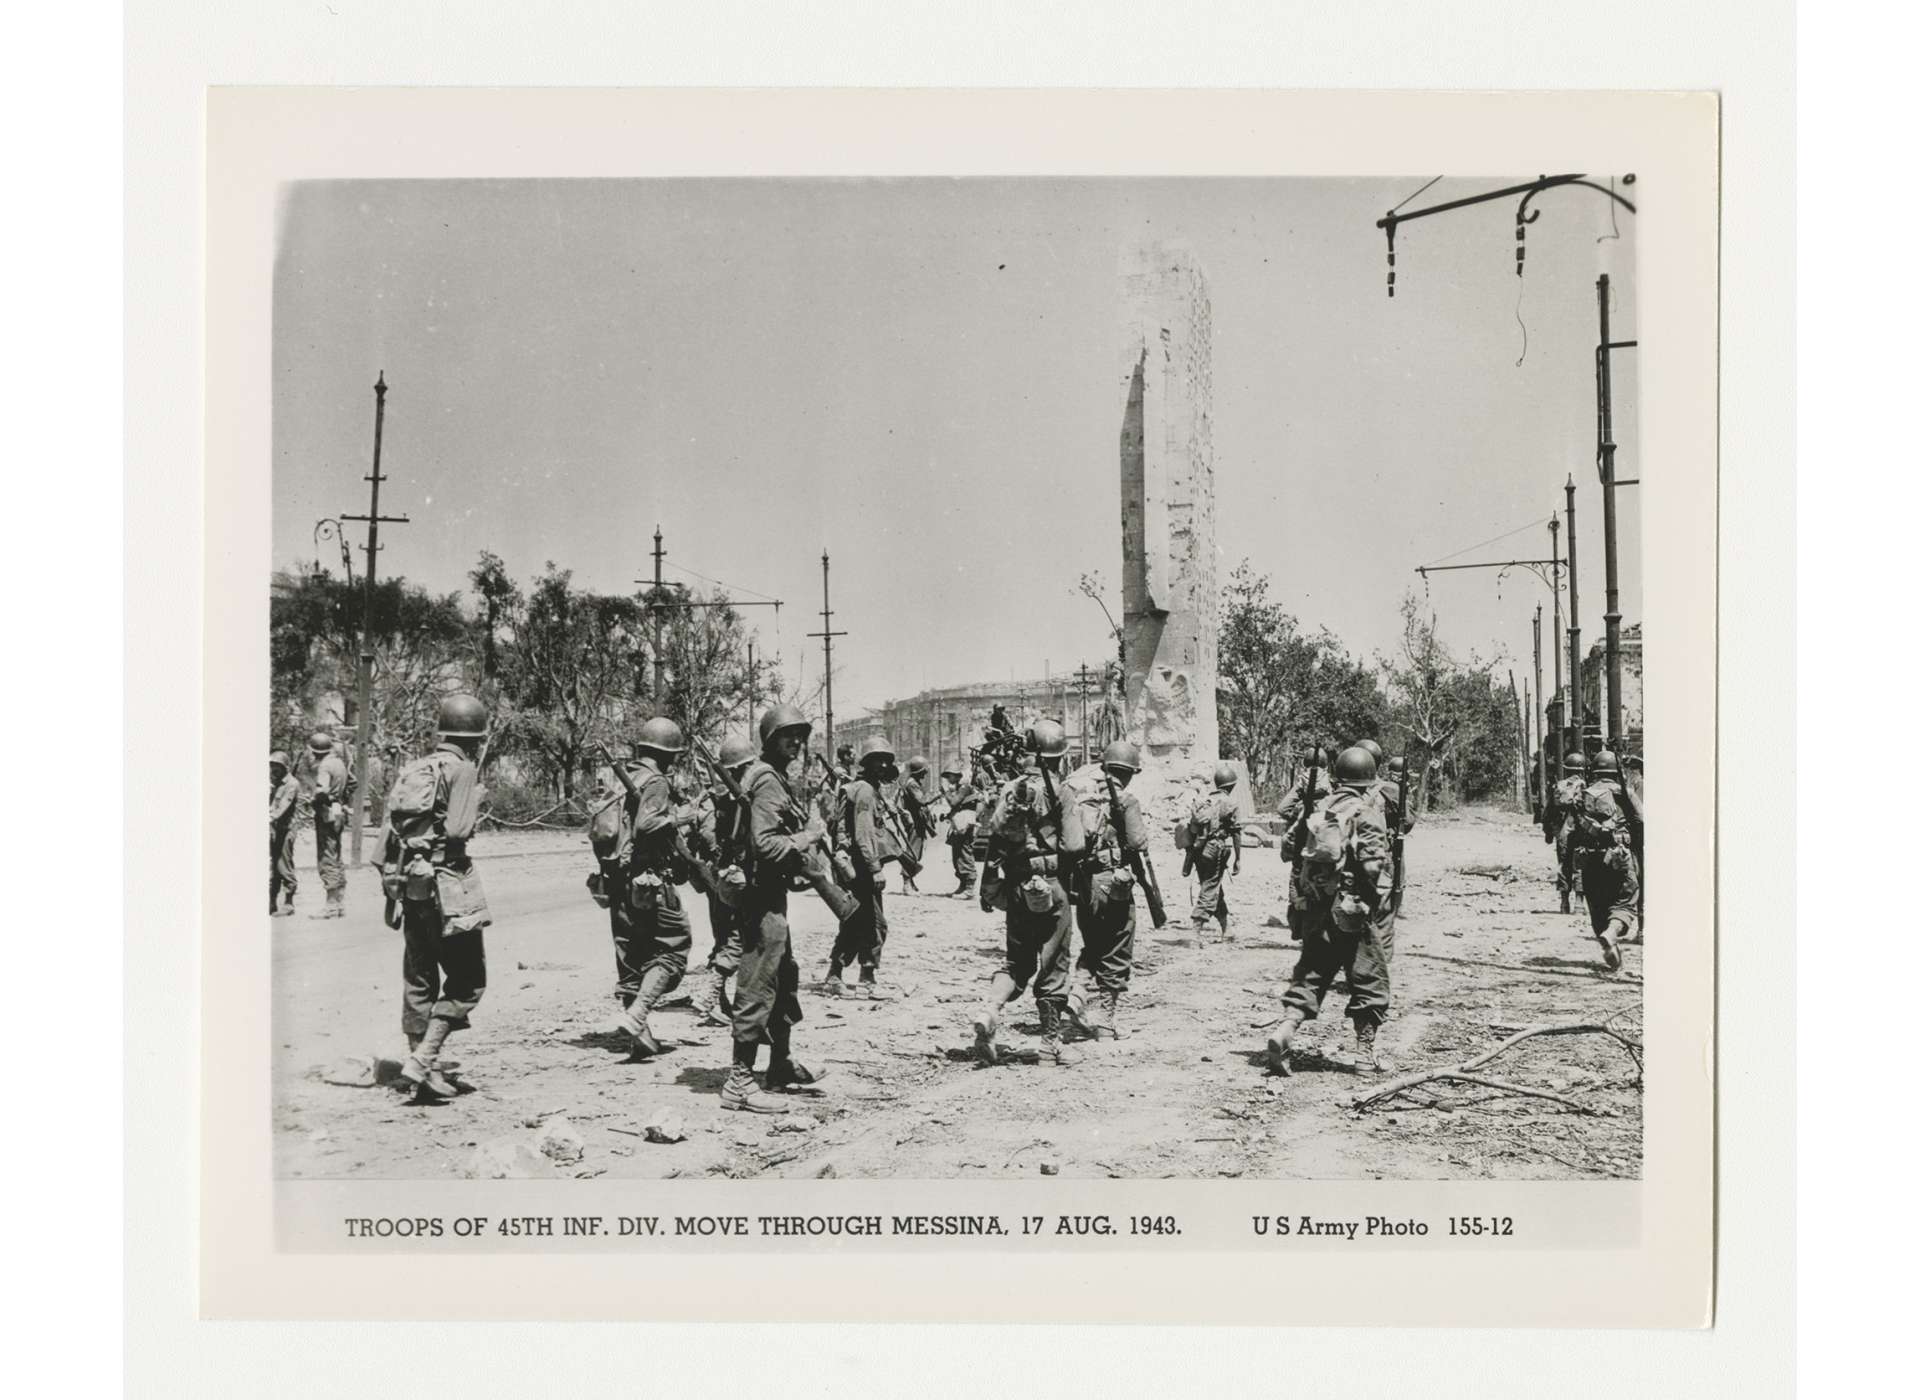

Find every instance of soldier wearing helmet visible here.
[1275,746,1335,930]
[972,718,1088,1068]
[1374,755,1418,929]
[305,728,352,918]
[685,734,758,1028]
[825,734,900,996]
[378,693,493,1099]
[1266,745,1395,1076]
[268,750,301,917]
[1066,739,1151,1041]
[895,755,937,894]
[714,703,834,1113]
[1545,750,1590,915]
[939,761,980,898]
[1568,748,1643,969]
[596,715,698,1060]
[1182,761,1244,940]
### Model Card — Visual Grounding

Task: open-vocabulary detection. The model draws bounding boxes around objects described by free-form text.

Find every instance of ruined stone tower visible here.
[1119,240,1218,766]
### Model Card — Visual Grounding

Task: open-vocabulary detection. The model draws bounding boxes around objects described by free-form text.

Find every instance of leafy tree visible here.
[1378,592,1522,808]
[1216,562,1387,797]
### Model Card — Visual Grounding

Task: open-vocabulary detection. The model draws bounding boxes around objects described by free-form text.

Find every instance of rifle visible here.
[1388,753,1410,915]
[1103,768,1168,929]
[875,785,926,880]
[719,743,861,924]
[1284,749,1322,860]
[596,744,720,898]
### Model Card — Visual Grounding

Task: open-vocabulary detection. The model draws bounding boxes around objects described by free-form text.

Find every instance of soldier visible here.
[1572,749,1643,969]
[306,730,351,919]
[379,694,493,1099]
[1276,747,1333,930]
[1266,746,1394,1075]
[592,717,699,1059]
[1183,763,1243,940]
[833,742,858,787]
[269,750,301,916]
[1067,740,1150,1040]
[1373,755,1418,945]
[1355,738,1386,770]
[826,735,897,997]
[972,720,1087,1067]
[940,763,980,897]
[687,734,756,1028]
[724,704,833,1113]
[362,745,392,830]
[1545,752,1589,914]
[897,755,937,894]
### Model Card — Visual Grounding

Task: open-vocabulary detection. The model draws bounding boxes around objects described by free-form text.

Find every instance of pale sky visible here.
[273,177,1641,715]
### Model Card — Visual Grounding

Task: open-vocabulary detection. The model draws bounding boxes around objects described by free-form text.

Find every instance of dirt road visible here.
[272,807,1643,1181]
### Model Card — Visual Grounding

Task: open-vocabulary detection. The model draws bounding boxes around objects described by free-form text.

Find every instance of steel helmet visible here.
[1026,719,1068,758]
[269,750,292,769]
[1590,749,1621,776]
[435,693,490,738]
[635,716,686,756]
[1357,739,1385,765]
[757,703,811,745]
[1332,746,1378,784]
[1213,761,1239,790]
[717,734,755,769]
[306,730,334,753]
[1384,756,1407,778]
[1101,739,1143,774]
[859,734,896,765]
[940,764,962,779]
[906,755,929,776]
[1564,752,1588,773]
[1305,746,1330,768]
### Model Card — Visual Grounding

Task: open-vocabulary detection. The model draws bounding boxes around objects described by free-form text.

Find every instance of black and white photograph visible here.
[267,172,1651,1188]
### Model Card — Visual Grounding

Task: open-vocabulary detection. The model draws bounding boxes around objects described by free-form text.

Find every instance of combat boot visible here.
[621,967,674,1060]
[689,967,730,1026]
[1039,1006,1078,1067]
[720,1064,793,1114]
[1096,989,1125,1041]
[1266,1007,1308,1076]
[970,1007,1002,1067]
[1065,971,1097,1037]
[397,1018,460,1098]
[1595,925,1623,972]
[1559,887,1572,915]
[1354,1020,1391,1075]
[764,1058,829,1095]
[822,965,850,998]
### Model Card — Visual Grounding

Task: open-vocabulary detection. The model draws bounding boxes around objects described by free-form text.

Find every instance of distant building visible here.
[1544,622,1643,759]
[837,675,1100,777]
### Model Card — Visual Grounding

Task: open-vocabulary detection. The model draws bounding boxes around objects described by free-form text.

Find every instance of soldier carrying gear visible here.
[896,755,937,893]
[378,693,493,1100]
[593,716,698,1060]
[1356,739,1386,767]
[1375,755,1418,926]
[1067,739,1151,1041]
[269,751,301,917]
[939,762,981,898]
[720,703,833,1114]
[1183,762,1243,940]
[826,735,899,996]
[972,717,1087,1067]
[1545,751,1590,913]
[1571,751,1642,970]
[686,733,757,1028]
[1266,745,1395,1076]
[306,728,352,918]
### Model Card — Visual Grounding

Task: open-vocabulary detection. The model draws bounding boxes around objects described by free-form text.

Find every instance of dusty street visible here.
[272,807,1643,1182]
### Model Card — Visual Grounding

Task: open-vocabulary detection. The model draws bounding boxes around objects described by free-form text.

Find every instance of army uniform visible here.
[308,736,351,917]
[269,755,301,915]
[972,722,1087,1066]
[1268,748,1394,1074]
[595,730,695,1056]
[688,762,749,1025]
[941,768,980,896]
[897,760,937,892]
[1572,757,1643,968]
[1277,760,1333,928]
[1184,775,1242,937]
[722,704,833,1113]
[1369,767,1416,953]
[827,766,892,992]
[1546,763,1589,914]
[1068,745,1150,1039]
[379,694,493,1098]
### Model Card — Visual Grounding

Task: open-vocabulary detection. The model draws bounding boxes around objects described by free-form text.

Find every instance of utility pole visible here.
[1074,662,1096,765]
[635,526,781,727]
[745,638,757,739]
[1532,604,1546,814]
[650,526,667,708]
[1549,513,1564,786]
[1596,273,1631,748]
[1564,474,1583,751]
[1507,670,1527,806]
[807,552,846,759]
[340,373,408,866]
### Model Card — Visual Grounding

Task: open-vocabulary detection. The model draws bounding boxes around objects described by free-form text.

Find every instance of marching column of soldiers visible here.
[280,687,1642,1106]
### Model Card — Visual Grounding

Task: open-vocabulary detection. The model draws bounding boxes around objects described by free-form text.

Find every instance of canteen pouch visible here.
[629,869,666,911]
[832,848,859,886]
[380,862,408,903]
[716,864,748,909]
[585,870,610,909]
[1019,873,1060,915]
[1084,867,1135,918]
[404,853,437,903]
[1332,891,1371,934]
[435,863,492,934]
